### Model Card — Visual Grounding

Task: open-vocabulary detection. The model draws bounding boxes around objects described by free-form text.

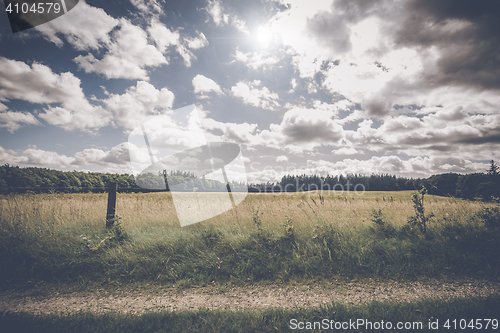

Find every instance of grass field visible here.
[1,190,499,289]
[1,190,499,332]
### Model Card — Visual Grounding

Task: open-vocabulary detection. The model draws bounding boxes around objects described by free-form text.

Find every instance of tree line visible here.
[0,165,245,194]
[0,161,498,201]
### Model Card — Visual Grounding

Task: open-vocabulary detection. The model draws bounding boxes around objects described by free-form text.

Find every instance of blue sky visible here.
[0,0,499,183]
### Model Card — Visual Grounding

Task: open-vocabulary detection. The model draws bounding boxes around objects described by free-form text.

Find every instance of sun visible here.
[256,26,271,47]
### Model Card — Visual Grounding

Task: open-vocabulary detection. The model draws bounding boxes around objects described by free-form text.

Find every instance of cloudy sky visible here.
[0,0,499,183]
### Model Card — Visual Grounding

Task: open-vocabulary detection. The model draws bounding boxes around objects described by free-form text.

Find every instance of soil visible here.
[1,279,499,315]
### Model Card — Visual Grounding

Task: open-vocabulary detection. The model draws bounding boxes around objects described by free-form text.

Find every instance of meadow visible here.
[1,190,500,332]
[1,190,499,289]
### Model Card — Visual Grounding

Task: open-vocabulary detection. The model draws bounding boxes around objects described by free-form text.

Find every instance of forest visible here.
[0,161,499,201]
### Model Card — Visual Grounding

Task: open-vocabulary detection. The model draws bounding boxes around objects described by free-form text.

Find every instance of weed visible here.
[407,187,434,234]
[82,217,129,252]
[280,215,295,240]
[251,206,264,236]
[370,209,386,226]
[201,228,224,249]
[369,208,395,237]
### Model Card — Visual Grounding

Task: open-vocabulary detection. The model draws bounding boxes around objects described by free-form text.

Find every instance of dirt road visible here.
[1,279,499,315]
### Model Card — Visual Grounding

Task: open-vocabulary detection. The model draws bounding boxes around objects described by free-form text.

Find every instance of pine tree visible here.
[487,160,499,176]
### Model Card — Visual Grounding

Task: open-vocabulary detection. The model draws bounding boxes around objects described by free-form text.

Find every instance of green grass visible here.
[1,296,499,332]
[0,192,499,289]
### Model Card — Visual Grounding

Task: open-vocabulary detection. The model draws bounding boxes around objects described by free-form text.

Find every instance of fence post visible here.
[106,182,117,228]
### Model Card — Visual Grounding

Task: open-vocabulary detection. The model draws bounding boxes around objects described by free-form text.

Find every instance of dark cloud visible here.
[429,157,474,172]
[305,0,389,56]
[427,145,452,152]
[455,133,500,145]
[283,122,343,144]
[397,0,500,90]
[362,98,392,117]
[332,0,385,21]
[306,13,351,54]
[379,155,405,172]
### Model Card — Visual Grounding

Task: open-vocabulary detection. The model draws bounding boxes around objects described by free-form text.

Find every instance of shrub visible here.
[369,209,395,237]
[478,207,500,231]
[407,187,434,234]
[280,215,295,241]
[370,209,386,226]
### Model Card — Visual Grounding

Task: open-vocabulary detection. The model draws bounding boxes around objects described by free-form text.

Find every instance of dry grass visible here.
[0,190,494,241]
[1,190,499,287]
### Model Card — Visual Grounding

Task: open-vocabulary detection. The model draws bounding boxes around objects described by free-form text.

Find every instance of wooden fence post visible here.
[106,182,117,228]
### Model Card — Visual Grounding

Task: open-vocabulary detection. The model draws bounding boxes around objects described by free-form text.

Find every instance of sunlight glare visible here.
[256,26,271,46]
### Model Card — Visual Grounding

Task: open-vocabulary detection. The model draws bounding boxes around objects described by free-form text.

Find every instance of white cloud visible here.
[185,31,209,50]
[37,1,207,77]
[39,105,110,131]
[333,147,357,155]
[231,80,279,110]
[36,0,119,50]
[342,110,500,161]
[0,146,27,165]
[231,16,248,34]
[73,142,131,166]
[198,106,346,154]
[288,78,297,93]
[312,99,353,114]
[73,148,106,166]
[266,0,334,78]
[0,142,136,171]
[192,74,223,97]
[129,0,162,13]
[264,0,500,121]
[74,142,147,175]
[23,148,75,168]
[206,0,226,26]
[102,80,174,130]
[0,111,41,133]
[0,146,75,168]
[175,31,209,67]
[276,155,288,162]
[0,57,111,131]
[205,0,249,34]
[233,49,281,70]
[304,155,487,178]
[0,57,80,104]
[148,20,180,53]
[200,113,258,144]
[200,105,347,153]
[74,19,168,80]
[268,107,345,149]
[210,100,496,161]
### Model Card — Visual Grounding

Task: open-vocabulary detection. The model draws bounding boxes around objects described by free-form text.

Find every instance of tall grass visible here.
[0,191,499,288]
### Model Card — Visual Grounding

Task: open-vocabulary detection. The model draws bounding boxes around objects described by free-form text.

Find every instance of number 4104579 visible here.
[443,319,498,330]
[5,2,62,14]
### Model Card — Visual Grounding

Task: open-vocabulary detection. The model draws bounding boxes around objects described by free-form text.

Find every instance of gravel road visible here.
[1,279,499,315]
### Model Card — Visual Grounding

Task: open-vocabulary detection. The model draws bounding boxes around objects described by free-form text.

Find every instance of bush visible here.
[369,209,395,237]
[478,207,500,231]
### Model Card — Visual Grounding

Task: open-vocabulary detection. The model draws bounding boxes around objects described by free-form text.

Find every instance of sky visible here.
[0,0,499,183]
